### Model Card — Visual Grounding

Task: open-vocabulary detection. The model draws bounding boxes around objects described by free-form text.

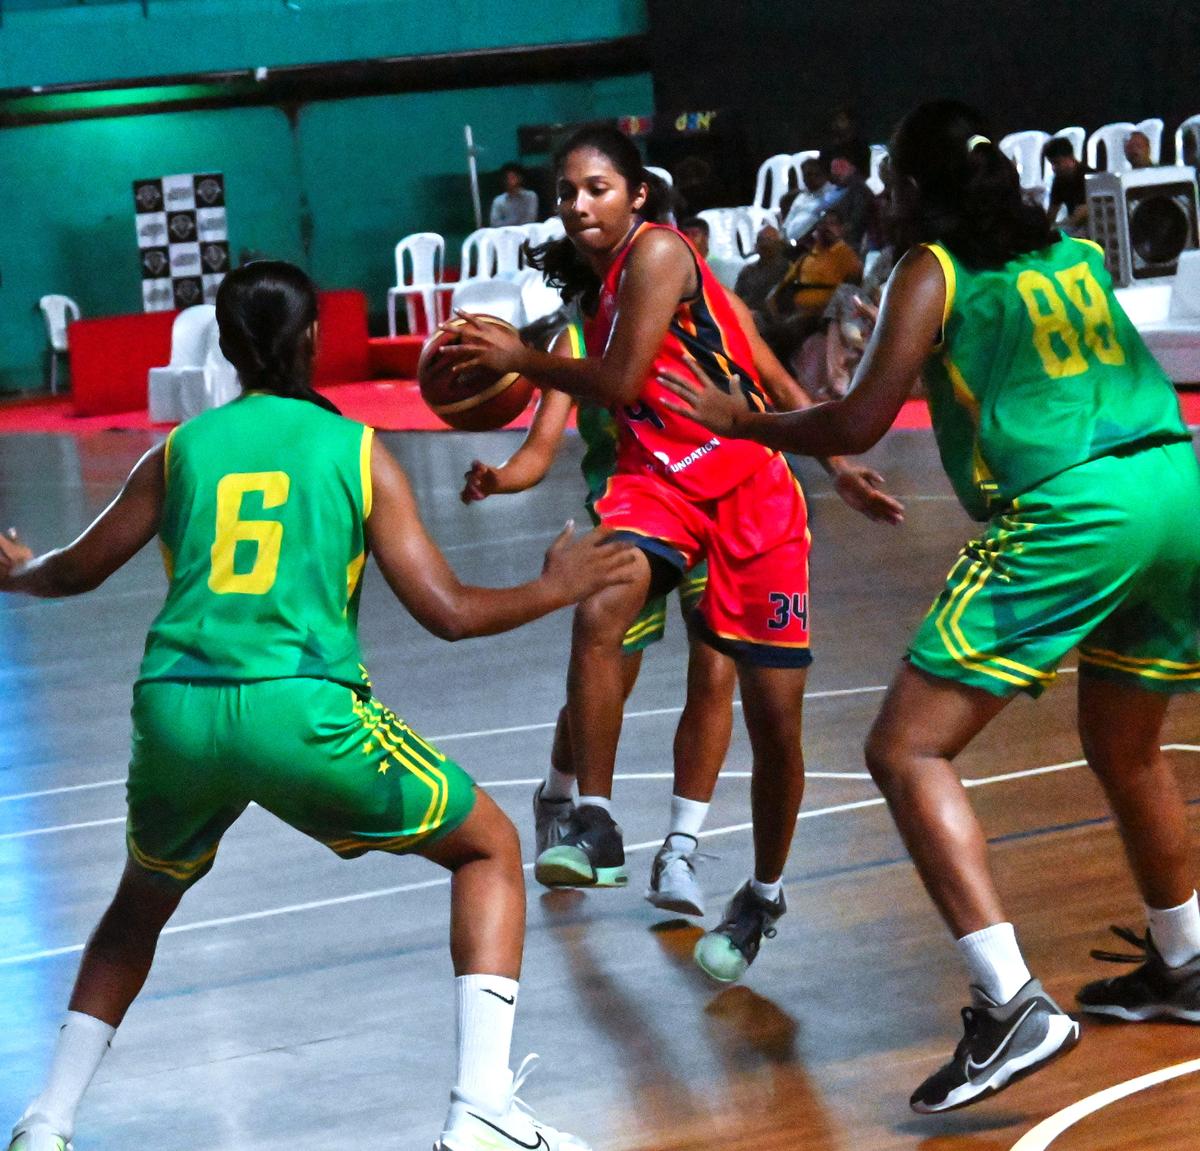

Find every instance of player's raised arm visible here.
[370,437,638,640]
[0,444,165,598]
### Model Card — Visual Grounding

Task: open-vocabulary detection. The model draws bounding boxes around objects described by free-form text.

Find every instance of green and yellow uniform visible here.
[908,235,1200,697]
[129,392,475,889]
[562,320,707,653]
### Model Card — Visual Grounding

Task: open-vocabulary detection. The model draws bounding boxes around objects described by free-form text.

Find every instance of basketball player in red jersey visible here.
[442,126,893,981]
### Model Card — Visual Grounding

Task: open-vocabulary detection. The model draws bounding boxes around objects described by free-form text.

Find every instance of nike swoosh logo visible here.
[467,1112,549,1150]
[482,989,516,1005]
[964,1002,1040,1078]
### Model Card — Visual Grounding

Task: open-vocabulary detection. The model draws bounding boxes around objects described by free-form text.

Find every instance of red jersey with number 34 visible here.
[583,222,776,499]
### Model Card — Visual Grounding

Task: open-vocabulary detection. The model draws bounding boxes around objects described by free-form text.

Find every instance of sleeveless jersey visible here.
[138,392,373,689]
[923,235,1190,520]
[584,221,775,499]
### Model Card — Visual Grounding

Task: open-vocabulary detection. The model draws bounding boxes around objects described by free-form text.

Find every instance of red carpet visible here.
[1,387,1197,436]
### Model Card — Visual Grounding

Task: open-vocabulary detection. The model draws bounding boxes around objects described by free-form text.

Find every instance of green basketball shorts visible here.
[622,561,708,654]
[126,678,476,890]
[908,441,1200,698]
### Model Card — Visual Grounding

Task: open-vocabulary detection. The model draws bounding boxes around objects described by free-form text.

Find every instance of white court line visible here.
[10,749,1197,968]
[1009,1058,1200,1151]
[0,684,890,806]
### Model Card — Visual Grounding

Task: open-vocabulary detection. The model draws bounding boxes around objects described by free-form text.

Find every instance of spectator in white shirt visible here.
[489,164,540,227]
[781,157,841,245]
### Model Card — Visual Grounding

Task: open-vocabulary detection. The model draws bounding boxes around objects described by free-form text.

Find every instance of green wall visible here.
[0,0,650,393]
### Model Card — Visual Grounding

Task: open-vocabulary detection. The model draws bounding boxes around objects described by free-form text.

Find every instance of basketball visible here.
[417,315,535,431]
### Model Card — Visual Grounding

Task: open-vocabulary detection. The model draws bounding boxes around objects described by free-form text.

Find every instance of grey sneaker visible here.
[1076,925,1200,1022]
[532,782,574,858]
[693,881,785,982]
[534,804,627,888]
[645,834,706,917]
[910,978,1080,1113]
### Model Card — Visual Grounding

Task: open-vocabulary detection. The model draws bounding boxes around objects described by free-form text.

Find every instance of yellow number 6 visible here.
[209,471,290,595]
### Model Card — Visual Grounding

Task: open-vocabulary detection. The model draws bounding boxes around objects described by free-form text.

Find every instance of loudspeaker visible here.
[1086,166,1199,285]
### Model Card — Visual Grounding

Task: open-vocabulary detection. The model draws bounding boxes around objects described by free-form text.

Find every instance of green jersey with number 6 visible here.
[923,235,1190,520]
[138,392,373,689]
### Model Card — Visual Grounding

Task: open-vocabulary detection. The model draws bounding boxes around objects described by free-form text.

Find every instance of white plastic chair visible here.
[37,294,80,394]
[866,144,889,194]
[387,232,444,336]
[999,130,1051,190]
[515,268,564,326]
[148,305,220,422]
[645,165,673,188]
[753,153,799,213]
[458,228,498,285]
[1088,120,1163,174]
[735,206,779,257]
[449,278,527,328]
[491,227,528,279]
[1174,114,1200,167]
[178,315,240,421]
[696,207,741,260]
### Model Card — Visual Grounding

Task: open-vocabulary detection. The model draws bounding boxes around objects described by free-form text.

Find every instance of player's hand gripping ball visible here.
[417,315,534,431]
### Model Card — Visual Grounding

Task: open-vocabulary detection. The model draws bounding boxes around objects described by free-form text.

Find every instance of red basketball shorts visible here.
[594,452,812,667]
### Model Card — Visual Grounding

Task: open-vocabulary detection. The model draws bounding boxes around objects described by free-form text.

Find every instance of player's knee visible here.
[864,723,911,792]
[574,587,636,646]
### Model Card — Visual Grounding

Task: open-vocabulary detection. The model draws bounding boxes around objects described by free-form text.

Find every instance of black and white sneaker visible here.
[533,804,627,888]
[910,978,1080,1113]
[693,882,785,983]
[1076,925,1200,1022]
[532,783,575,858]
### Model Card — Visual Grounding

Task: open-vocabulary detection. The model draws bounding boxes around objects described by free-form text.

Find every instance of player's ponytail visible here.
[215,260,341,414]
[526,124,657,315]
[889,100,1055,268]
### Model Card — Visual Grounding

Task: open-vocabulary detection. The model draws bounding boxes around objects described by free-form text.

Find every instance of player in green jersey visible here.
[660,100,1200,1112]
[462,303,902,920]
[0,262,639,1151]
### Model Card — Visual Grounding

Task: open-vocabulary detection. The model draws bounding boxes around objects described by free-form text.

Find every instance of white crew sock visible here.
[666,795,709,850]
[577,795,611,814]
[21,1011,115,1140]
[455,975,519,1116]
[749,877,783,903]
[956,922,1032,1005]
[542,766,575,803]
[1146,891,1200,967]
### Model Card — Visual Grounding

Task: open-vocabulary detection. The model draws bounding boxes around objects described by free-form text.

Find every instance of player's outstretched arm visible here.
[661,247,945,458]
[461,387,574,503]
[723,288,904,526]
[0,444,166,598]
[370,438,638,641]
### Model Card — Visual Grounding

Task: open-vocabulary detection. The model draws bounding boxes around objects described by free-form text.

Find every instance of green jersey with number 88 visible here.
[138,392,373,689]
[923,235,1190,520]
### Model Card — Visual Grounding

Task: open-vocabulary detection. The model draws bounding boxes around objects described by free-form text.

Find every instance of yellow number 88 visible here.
[209,471,290,595]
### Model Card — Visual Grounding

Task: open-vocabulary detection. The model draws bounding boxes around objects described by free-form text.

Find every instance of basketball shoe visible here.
[693,881,785,982]
[534,804,627,888]
[7,1117,70,1151]
[909,979,1080,1113]
[435,1055,591,1151]
[532,783,574,858]
[1076,926,1200,1022]
[645,834,706,917]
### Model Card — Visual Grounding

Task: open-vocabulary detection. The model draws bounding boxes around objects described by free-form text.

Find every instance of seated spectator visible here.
[734,224,792,316]
[1124,130,1155,169]
[781,156,838,245]
[822,142,874,251]
[1044,137,1091,235]
[680,216,710,258]
[673,154,725,215]
[489,163,539,227]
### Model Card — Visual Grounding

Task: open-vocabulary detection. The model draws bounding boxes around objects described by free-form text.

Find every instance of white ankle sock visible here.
[455,975,518,1115]
[1146,891,1200,967]
[667,795,709,841]
[577,795,611,814]
[956,922,1032,1005]
[749,877,782,903]
[22,1011,115,1140]
[542,767,575,802]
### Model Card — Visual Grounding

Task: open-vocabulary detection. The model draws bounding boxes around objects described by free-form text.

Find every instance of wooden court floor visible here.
[1,426,1197,1151]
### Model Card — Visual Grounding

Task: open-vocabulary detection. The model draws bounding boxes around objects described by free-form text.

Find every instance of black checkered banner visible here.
[133,173,229,312]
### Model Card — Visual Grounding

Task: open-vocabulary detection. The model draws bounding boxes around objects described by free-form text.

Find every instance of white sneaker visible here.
[8,1117,71,1151]
[532,783,575,858]
[645,834,706,917]
[435,1054,591,1151]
